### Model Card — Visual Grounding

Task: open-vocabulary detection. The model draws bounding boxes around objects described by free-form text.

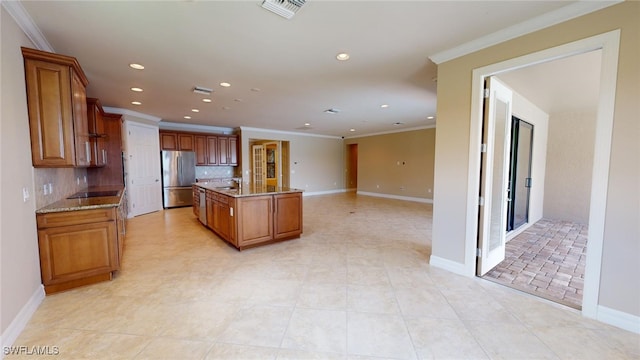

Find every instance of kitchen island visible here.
[193,182,303,250]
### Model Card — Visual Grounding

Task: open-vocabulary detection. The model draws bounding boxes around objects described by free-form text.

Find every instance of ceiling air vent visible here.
[324,108,340,114]
[261,0,306,19]
[193,86,213,96]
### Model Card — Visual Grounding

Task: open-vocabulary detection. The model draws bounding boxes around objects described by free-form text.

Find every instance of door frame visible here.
[464,30,620,319]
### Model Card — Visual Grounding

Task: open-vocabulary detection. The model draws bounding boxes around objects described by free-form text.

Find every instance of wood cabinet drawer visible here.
[37,208,116,228]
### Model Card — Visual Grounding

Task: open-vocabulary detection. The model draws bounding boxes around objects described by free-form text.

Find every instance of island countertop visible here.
[36,185,125,214]
[194,182,303,198]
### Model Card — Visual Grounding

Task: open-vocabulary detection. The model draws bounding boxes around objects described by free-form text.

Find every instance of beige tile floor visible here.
[8,193,640,359]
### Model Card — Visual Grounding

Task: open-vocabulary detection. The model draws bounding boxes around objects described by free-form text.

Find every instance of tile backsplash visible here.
[34,167,88,209]
[195,166,238,181]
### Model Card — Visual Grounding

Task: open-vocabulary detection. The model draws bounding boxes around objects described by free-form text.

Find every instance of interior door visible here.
[252,144,266,189]
[126,122,162,217]
[477,77,513,276]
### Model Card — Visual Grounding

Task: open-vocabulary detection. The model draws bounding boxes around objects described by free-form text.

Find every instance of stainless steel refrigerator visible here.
[161,150,196,208]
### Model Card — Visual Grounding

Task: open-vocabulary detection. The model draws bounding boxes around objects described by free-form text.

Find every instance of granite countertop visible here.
[194,182,302,198]
[36,185,125,214]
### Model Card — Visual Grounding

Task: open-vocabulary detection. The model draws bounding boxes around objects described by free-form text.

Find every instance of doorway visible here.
[346,143,358,190]
[506,117,533,232]
[468,30,620,317]
[249,139,290,189]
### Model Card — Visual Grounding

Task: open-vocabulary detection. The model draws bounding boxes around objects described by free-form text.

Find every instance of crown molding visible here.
[345,124,436,140]
[239,126,342,139]
[429,0,622,64]
[159,121,235,134]
[2,1,54,52]
[102,107,162,123]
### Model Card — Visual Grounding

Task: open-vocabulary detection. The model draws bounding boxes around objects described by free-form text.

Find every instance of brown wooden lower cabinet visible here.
[36,205,125,294]
[236,195,273,248]
[196,187,302,250]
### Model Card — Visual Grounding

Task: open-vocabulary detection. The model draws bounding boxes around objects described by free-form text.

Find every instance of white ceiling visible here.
[15,1,608,137]
[498,49,602,115]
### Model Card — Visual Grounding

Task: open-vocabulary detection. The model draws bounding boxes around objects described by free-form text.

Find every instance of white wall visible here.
[239,127,344,195]
[1,7,45,347]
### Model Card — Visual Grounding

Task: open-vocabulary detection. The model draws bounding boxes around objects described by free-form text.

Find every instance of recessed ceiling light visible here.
[381,104,389,108]
[349,128,356,132]
[191,109,199,113]
[129,63,144,70]
[131,101,141,105]
[184,115,191,119]
[427,116,435,120]
[130,87,143,92]
[202,98,212,103]
[336,53,350,61]
[220,82,231,87]
[304,123,311,127]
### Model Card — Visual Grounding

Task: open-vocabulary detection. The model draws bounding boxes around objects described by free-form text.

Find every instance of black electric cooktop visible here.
[67,190,120,199]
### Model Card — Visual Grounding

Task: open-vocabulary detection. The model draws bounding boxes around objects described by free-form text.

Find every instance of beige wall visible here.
[432,1,639,317]
[543,110,597,224]
[1,8,43,335]
[345,128,435,201]
[239,128,344,194]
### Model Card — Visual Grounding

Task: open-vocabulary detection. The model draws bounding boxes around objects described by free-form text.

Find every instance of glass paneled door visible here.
[477,77,513,276]
[507,117,534,232]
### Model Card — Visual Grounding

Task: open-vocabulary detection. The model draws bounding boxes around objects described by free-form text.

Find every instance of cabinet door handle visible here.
[102,149,107,164]
[85,142,91,162]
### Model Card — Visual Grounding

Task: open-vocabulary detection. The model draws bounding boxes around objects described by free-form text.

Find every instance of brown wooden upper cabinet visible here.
[23,47,90,167]
[160,130,238,166]
[87,98,107,167]
[178,134,194,151]
[218,136,238,166]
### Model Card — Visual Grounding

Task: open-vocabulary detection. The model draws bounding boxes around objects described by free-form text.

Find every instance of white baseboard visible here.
[357,191,433,204]
[597,305,640,334]
[429,255,470,277]
[302,189,347,197]
[1,285,45,357]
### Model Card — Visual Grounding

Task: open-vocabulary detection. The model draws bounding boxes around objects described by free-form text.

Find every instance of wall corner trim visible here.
[103,107,162,123]
[0,285,45,353]
[596,305,640,334]
[429,256,473,277]
[357,191,433,204]
[2,1,54,52]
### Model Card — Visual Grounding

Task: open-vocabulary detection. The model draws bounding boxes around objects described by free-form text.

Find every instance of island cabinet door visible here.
[273,193,303,240]
[206,191,215,230]
[236,195,273,248]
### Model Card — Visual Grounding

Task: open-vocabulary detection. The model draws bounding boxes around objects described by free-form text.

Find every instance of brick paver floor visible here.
[483,219,588,309]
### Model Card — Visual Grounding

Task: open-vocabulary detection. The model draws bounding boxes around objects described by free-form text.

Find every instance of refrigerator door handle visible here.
[177,156,182,184]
